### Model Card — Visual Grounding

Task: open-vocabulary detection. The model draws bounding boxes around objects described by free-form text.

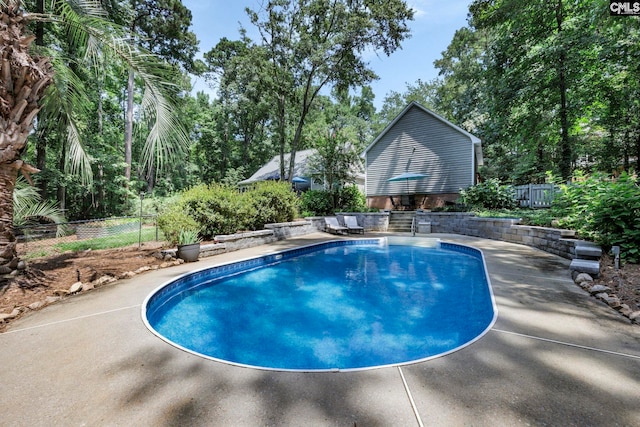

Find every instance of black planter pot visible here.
[177,242,200,262]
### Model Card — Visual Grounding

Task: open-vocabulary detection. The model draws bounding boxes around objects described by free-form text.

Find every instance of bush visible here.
[179,184,243,239]
[338,185,367,212]
[158,182,300,243]
[299,186,367,216]
[157,204,200,246]
[300,190,334,216]
[552,172,640,262]
[459,179,518,210]
[243,181,299,230]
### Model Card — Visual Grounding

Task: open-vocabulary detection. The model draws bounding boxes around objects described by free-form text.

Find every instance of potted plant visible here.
[176,228,201,262]
[157,207,202,261]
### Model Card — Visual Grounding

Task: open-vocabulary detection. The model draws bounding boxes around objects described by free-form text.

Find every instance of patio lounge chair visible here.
[324,217,348,235]
[343,216,364,234]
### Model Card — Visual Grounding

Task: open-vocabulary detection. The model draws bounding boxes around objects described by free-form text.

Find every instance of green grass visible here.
[57,227,164,252]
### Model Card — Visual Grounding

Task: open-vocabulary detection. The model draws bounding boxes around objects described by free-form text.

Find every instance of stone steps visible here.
[574,242,602,260]
[570,241,602,278]
[388,212,415,232]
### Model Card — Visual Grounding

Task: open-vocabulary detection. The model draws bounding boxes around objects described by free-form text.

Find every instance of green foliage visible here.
[177,184,243,239]
[178,229,201,245]
[13,179,66,229]
[300,190,334,216]
[299,186,366,216]
[459,179,517,210]
[158,182,299,243]
[246,0,413,184]
[551,172,640,262]
[338,185,366,212]
[157,203,200,246]
[243,181,299,230]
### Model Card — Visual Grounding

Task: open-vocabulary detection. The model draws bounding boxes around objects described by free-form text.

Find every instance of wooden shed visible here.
[362,102,483,210]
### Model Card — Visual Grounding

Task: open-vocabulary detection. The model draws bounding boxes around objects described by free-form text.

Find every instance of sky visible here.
[182,0,471,110]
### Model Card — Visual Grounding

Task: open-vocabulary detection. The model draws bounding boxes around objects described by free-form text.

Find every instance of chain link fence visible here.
[16,216,161,259]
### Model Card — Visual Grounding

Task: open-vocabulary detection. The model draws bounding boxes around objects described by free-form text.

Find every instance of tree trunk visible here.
[146,163,155,193]
[34,0,47,198]
[0,163,19,273]
[124,69,135,182]
[0,2,54,275]
[555,0,572,180]
[35,135,47,197]
[277,94,287,180]
[635,132,640,169]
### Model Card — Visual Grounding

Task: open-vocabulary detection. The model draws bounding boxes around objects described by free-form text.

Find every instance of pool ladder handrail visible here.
[411,217,416,236]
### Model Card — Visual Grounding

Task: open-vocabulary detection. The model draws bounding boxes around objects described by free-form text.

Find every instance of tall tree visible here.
[203,36,272,181]
[124,0,198,185]
[246,0,414,183]
[307,88,372,198]
[0,0,190,275]
[377,79,441,132]
[0,1,53,274]
[469,0,591,181]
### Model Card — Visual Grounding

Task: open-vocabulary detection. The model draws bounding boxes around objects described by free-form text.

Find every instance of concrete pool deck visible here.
[1,233,639,426]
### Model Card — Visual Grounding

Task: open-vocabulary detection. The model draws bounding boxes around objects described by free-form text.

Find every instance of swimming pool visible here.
[143,238,497,372]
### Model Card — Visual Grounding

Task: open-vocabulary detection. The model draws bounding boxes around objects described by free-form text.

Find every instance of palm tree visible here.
[0,0,189,275]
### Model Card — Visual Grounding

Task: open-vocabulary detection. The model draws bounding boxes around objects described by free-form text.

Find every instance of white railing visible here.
[514,184,557,208]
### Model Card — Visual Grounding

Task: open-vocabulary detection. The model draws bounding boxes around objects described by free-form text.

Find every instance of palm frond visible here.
[37,53,94,186]
[65,119,94,184]
[12,179,42,217]
[13,178,66,230]
[29,0,190,180]
[140,82,191,174]
[92,34,191,176]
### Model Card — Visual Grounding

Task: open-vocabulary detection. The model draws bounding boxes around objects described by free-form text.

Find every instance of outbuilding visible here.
[362,102,483,210]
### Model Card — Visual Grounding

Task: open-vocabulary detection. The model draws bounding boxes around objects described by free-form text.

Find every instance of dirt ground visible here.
[1,242,638,332]
[0,241,171,331]
[596,254,640,312]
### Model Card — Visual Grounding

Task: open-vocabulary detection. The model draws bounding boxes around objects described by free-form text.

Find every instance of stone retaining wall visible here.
[264,220,317,239]
[336,212,389,232]
[328,211,587,261]
[175,214,587,263]
[308,213,390,232]
[214,229,277,252]
[414,211,582,260]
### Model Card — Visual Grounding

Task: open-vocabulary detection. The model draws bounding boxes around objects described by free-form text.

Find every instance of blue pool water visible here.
[144,238,496,371]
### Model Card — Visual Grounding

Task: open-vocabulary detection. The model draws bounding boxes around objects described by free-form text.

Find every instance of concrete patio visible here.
[1,233,639,426]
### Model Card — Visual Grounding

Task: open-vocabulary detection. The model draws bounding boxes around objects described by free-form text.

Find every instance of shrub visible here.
[157,184,243,242]
[338,185,367,212]
[179,184,243,238]
[243,181,299,230]
[299,186,367,216]
[300,190,334,216]
[158,182,300,243]
[552,172,640,262]
[459,179,518,210]
[157,204,200,246]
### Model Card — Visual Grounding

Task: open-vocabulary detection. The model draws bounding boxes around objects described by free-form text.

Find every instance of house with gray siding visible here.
[362,102,483,210]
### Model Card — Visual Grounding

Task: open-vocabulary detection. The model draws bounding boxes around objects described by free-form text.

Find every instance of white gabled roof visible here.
[361,101,482,159]
[238,149,317,186]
